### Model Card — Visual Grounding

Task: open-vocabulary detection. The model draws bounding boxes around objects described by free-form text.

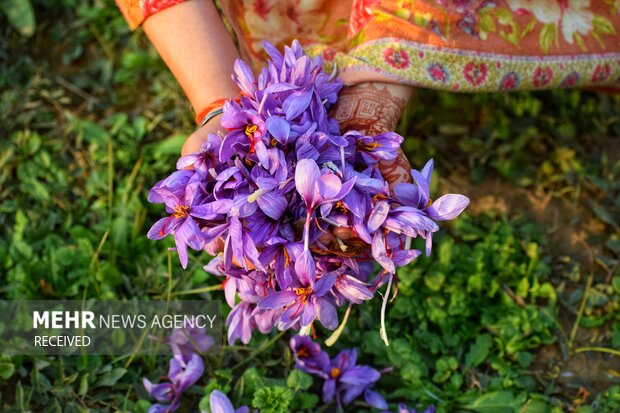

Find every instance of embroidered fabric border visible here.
[307,39,620,92]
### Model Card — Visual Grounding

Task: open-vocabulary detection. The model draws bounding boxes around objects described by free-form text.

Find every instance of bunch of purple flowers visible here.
[148,40,469,344]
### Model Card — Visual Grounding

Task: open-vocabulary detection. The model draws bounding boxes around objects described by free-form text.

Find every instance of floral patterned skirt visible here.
[218,0,620,91]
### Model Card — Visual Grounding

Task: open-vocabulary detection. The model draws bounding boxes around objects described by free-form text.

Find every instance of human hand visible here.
[315,81,414,254]
[181,82,414,260]
[181,114,224,156]
[329,81,414,189]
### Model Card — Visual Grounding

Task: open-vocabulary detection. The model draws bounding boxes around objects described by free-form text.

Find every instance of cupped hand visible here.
[315,81,414,254]
[181,114,224,156]
[181,81,414,260]
[329,81,414,189]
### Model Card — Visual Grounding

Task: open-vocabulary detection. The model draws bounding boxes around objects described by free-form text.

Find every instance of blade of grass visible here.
[569,270,593,350]
[158,284,223,299]
[574,346,620,357]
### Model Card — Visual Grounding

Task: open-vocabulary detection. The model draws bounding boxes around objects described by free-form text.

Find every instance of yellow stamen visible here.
[295,287,313,296]
[173,205,190,218]
[330,367,341,378]
[334,201,347,213]
[357,141,381,151]
[295,287,313,304]
[245,124,258,138]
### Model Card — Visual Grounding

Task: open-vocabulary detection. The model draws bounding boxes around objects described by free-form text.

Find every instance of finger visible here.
[379,149,413,192]
[182,129,209,156]
[182,114,224,156]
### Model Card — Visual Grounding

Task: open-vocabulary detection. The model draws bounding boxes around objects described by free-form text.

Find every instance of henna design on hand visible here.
[379,149,413,191]
[330,82,414,190]
[330,83,408,136]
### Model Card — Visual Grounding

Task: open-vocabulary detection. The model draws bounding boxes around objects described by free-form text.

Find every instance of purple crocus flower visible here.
[295,158,355,249]
[258,263,338,329]
[393,159,470,255]
[176,133,222,176]
[355,131,404,163]
[290,335,330,376]
[148,179,233,268]
[143,354,204,413]
[206,390,250,413]
[166,325,214,356]
[394,159,470,220]
[322,348,387,410]
[219,104,267,163]
[289,336,388,411]
[295,159,356,212]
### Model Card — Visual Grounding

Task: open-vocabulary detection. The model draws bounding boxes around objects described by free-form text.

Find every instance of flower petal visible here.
[258,290,297,309]
[266,116,291,144]
[243,233,266,272]
[210,390,236,413]
[340,366,381,385]
[314,273,336,296]
[322,379,336,403]
[392,249,421,266]
[335,275,373,304]
[317,299,338,330]
[233,59,256,96]
[421,158,434,183]
[295,249,316,285]
[300,299,316,326]
[148,217,175,240]
[317,173,342,201]
[364,389,388,410]
[256,192,287,220]
[367,200,390,233]
[284,88,313,120]
[372,233,395,274]
[393,182,420,207]
[191,199,233,219]
[295,159,320,208]
[427,194,470,221]
[411,169,430,205]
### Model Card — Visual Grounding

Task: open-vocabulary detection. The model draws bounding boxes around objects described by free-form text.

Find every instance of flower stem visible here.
[299,324,312,336]
[164,284,223,298]
[304,211,312,251]
[325,303,352,347]
[379,273,393,346]
[574,346,620,357]
[569,269,593,349]
[233,330,286,370]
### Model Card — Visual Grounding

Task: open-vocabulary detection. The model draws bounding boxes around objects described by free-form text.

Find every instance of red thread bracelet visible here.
[195,98,229,125]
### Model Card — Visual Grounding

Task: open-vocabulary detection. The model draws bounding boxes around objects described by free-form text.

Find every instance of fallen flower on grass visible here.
[205,389,250,413]
[143,354,204,413]
[290,335,388,410]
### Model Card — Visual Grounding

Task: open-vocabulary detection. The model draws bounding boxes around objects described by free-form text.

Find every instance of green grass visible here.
[1,1,619,412]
